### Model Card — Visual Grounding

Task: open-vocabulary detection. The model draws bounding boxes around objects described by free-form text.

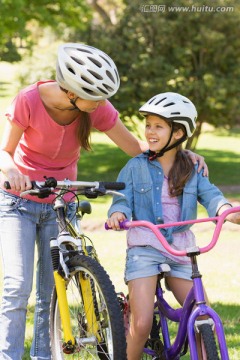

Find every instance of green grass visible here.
[196,128,240,187]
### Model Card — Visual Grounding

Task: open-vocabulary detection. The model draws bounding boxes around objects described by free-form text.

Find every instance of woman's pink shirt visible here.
[1,81,119,202]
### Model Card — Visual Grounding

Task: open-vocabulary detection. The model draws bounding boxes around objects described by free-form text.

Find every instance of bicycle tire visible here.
[198,323,220,360]
[50,254,127,359]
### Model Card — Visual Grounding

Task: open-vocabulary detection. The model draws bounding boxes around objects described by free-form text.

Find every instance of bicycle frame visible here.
[51,192,101,349]
[3,177,127,357]
[147,263,229,359]
[115,205,240,359]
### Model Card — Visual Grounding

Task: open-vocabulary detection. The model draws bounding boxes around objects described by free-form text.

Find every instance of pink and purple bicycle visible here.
[107,205,240,360]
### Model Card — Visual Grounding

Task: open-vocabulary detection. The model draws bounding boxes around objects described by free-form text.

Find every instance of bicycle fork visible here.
[50,236,101,353]
[188,257,230,360]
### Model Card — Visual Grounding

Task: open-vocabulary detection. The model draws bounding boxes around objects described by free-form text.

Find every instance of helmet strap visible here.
[69,97,80,111]
[148,131,187,161]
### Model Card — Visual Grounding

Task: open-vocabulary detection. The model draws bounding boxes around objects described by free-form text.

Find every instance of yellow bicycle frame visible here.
[53,218,101,346]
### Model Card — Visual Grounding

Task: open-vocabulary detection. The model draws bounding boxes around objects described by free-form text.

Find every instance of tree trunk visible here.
[185,120,203,151]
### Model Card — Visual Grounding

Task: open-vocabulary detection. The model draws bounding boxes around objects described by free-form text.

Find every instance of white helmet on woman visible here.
[139,92,197,137]
[56,43,120,101]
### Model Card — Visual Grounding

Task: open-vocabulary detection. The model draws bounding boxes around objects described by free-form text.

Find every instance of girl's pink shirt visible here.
[1,81,119,203]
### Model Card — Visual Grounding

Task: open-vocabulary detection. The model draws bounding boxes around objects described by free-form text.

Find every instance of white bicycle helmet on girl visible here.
[139,92,197,137]
[56,43,120,101]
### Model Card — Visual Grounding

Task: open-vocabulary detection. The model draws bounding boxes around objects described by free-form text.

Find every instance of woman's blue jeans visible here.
[0,190,75,360]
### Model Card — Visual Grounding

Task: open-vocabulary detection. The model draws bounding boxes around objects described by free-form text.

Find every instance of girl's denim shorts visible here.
[125,245,192,284]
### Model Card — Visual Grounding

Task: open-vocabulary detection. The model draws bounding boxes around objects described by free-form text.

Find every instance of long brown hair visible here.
[167,122,194,197]
[77,111,92,151]
[60,87,92,151]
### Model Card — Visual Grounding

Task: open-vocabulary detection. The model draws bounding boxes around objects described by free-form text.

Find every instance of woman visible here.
[0,44,206,359]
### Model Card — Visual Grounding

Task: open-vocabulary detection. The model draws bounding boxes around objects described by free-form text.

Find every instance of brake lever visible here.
[20,188,54,198]
[83,187,126,198]
[83,188,104,199]
[105,190,125,197]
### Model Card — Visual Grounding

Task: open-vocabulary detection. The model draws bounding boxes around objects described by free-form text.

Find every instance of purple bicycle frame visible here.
[106,206,240,359]
[143,275,230,359]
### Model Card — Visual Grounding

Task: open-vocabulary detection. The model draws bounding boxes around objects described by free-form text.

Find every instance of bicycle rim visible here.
[50,255,126,360]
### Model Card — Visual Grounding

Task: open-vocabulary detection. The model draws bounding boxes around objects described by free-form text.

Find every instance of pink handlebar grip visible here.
[104,220,130,231]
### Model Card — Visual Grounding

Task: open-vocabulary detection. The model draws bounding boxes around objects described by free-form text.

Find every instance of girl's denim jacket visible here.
[108,153,230,244]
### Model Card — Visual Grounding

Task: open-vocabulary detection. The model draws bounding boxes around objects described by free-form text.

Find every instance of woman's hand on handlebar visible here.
[3,169,32,192]
[106,212,126,230]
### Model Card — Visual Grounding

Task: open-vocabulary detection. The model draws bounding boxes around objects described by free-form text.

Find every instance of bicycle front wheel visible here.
[50,255,126,360]
[198,323,220,360]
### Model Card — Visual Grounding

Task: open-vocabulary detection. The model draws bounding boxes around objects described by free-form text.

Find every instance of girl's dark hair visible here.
[167,122,194,197]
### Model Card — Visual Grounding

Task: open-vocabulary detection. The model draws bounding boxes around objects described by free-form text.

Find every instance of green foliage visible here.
[88,0,240,148]
[2,0,240,147]
[0,0,91,62]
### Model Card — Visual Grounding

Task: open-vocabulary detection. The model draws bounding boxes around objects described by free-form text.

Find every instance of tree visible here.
[0,0,91,62]
[88,0,240,148]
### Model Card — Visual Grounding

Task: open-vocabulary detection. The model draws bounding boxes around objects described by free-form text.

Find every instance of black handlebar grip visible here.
[4,181,11,190]
[100,182,125,190]
[4,180,36,190]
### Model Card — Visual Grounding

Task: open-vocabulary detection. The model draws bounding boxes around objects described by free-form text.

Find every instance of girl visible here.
[107,92,240,360]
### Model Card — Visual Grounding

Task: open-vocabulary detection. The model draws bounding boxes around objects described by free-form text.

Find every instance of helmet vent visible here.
[67,66,76,75]
[114,69,119,81]
[103,83,114,91]
[99,54,111,66]
[81,75,94,85]
[88,57,102,68]
[82,87,96,95]
[149,97,156,104]
[97,87,108,95]
[106,70,115,83]
[88,70,103,80]
[155,97,167,105]
[171,112,180,115]
[183,100,189,103]
[71,56,85,65]
[163,102,175,107]
[77,48,92,54]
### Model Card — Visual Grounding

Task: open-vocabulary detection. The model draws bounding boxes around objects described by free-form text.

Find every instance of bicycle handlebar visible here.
[105,206,240,256]
[4,177,125,199]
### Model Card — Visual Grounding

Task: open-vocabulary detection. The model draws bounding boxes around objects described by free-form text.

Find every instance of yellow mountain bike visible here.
[5,177,127,359]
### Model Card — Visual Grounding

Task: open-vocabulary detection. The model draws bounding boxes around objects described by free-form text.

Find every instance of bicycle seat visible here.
[158,264,171,274]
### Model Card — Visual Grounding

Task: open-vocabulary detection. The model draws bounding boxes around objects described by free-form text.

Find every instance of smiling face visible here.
[145,115,172,152]
[145,115,184,153]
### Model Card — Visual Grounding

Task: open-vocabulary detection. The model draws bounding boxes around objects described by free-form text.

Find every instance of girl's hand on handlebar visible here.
[106,212,126,230]
[3,170,32,192]
[218,204,240,224]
